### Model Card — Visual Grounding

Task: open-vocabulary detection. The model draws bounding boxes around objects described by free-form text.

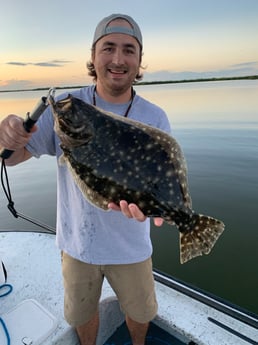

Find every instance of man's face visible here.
[92,19,141,96]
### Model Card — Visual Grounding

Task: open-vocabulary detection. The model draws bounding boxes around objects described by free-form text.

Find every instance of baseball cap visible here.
[92,14,143,48]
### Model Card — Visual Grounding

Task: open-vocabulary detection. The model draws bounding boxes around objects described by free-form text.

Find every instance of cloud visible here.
[7,62,28,66]
[230,61,258,68]
[6,60,73,67]
[51,60,73,64]
[34,62,63,67]
[0,79,33,90]
[143,62,258,82]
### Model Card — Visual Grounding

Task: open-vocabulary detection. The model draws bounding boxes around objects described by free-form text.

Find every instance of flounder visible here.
[49,95,225,264]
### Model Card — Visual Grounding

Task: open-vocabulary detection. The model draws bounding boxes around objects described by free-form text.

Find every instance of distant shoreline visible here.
[1,75,257,93]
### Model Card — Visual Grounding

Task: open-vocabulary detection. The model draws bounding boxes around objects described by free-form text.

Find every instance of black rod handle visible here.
[0,91,54,160]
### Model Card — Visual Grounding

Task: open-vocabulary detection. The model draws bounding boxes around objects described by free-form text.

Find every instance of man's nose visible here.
[112,49,124,64]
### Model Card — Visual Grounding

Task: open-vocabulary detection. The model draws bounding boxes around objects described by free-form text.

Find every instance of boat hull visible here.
[0,231,257,345]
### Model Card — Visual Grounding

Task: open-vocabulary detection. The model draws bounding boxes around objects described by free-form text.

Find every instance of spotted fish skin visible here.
[50,95,225,264]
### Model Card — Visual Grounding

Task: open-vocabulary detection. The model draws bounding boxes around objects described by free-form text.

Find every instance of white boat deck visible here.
[0,231,257,345]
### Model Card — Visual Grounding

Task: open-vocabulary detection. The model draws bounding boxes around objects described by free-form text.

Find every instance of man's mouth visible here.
[108,68,127,75]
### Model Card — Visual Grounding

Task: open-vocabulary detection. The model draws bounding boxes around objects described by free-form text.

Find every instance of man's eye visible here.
[125,49,135,55]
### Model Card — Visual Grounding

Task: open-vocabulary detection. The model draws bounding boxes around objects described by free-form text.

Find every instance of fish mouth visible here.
[58,117,86,134]
[54,117,87,147]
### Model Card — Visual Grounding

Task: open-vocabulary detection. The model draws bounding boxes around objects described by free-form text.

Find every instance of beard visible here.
[97,64,139,97]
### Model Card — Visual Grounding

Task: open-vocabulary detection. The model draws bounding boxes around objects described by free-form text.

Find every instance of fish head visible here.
[49,94,94,147]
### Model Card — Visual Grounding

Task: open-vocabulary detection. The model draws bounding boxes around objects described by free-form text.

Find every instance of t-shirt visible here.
[26,85,171,264]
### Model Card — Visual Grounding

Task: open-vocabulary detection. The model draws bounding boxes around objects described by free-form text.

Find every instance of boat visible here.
[0,230,257,345]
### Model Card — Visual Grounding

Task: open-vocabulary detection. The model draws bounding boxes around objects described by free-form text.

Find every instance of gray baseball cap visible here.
[92,14,143,48]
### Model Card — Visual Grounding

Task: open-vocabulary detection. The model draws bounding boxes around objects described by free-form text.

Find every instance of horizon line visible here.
[0,75,257,93]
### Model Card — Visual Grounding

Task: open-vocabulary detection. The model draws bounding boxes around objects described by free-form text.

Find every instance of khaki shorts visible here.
[61,252,157,326]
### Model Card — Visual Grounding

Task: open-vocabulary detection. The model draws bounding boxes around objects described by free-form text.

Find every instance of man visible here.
[0,14,171,345]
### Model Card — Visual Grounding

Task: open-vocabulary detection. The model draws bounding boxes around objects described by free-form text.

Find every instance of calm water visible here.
[0,80,258,314]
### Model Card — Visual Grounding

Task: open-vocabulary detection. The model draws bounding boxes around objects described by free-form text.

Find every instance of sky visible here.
[1,0,258,90]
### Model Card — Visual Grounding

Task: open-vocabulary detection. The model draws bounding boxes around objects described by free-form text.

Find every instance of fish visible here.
[49,94,225,264]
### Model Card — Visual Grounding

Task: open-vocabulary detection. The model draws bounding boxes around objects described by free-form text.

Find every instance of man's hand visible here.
[0,115,36,165]
[108,200,164,227]
[0,115,36,151]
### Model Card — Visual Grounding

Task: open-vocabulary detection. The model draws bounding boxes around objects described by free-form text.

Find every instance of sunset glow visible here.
[1,0,257,91]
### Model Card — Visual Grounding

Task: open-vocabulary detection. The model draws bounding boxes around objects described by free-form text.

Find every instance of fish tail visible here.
[179,214,225,264]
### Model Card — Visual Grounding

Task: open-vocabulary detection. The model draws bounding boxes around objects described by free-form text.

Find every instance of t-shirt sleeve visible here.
[26,106,57,158]
[157,109,172,135]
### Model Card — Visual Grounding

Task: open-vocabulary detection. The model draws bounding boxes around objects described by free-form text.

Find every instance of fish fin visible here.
[73,171,110,210]
[58,154,66,166]
[179,215,225,264]
[66,160,110,211]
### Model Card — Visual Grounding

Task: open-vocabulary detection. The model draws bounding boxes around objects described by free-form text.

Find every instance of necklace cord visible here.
[93,86,135,117]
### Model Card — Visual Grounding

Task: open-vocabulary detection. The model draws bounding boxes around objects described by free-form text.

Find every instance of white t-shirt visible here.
[26,85,171,264]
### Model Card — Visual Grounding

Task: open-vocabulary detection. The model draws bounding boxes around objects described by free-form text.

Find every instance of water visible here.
[0,80,258,315]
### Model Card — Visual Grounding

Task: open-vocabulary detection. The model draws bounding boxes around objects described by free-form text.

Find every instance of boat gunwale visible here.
[153,269,258,330]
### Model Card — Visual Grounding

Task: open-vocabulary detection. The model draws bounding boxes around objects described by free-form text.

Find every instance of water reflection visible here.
[1,80,258,124]
[136,80,258,124]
